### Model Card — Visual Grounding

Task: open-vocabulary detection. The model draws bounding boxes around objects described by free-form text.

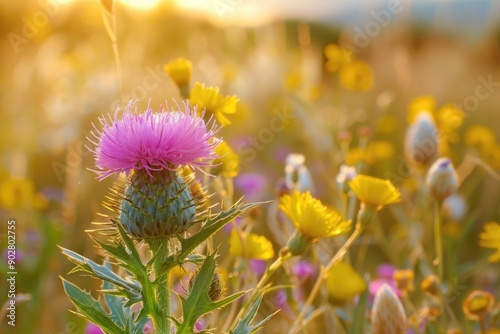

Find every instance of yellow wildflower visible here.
[462,290,495,321]
[436,103,464,143]
[324,44,353,72]
[479,222,500,262]
[346,147,375,166]
[339,60,373,91]
[326,262,366,301]
[283,71,302,91]
[407,95,436,123]
[369,140,396,161]
[164,58,192,86]
[189,82,239,125]
[464,125,496,157]
[279,191,351,240]
[213,140,240,178]
[376,115,397,134]
[0,179,35,209]
[348,175,401,209]
[393,269,414,293]
[229,230,274,260]
[490,145,500,169]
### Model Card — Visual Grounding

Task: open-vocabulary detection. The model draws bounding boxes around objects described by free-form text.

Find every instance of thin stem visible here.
[433,200,446,331]
[289,221,363,334]
[148,239,171,334]
[101,3,123,95]
[229,255,290,329]
[434,201,444,282]
[478,316,487,334]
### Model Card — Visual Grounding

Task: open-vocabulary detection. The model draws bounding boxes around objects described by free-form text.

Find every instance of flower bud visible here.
[284,153,314,193]
[188,268,225,302]
[420,275,440,297]
[426,158,458,202]
[462,290,495,321]
[286,230,311,256]
[393,269,414,293]
[335,164,357,194]
[164,58,192,98]
[405,112,439,166]
[371,284,407,334]
[119,169,201,239]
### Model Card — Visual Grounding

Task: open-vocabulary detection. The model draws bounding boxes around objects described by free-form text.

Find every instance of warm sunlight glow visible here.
[118,0,161,10]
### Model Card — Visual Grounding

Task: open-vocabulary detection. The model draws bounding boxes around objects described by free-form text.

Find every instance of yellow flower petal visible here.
[189,82,239,125]
[348,175,401,208]
[339,60,373,91]
[213,140,240,178]
[479,222,500,262]
[407,95,436,124]
[164,58,192,86]
[229,230,274,260]
[326,262,366,300]
[279,191,351,240]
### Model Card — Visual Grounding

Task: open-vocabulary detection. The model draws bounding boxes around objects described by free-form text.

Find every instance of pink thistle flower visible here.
[89,101,219,180]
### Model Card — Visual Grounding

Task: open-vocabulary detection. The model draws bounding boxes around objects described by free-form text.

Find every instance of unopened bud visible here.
[426,158,458,202]
[405,112,439,166]
[371,284,407,334]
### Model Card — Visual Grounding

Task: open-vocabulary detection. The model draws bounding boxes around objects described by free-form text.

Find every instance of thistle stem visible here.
[289,220,363,334]
[148,239,171,334]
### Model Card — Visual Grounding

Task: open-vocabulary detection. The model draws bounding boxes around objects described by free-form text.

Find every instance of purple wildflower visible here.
[234,173,267,201]
[85,323,104,334]
[250,259,268,277]
[90,101,218,180]
[292,260,317,280]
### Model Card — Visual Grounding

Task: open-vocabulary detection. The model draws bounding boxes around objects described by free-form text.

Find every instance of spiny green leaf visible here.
[176,252,246,333]
[229,295,278,334]
[60,247,142,303]
[102,279,127,328]
[164,201,262,272]
[62,278,124,334]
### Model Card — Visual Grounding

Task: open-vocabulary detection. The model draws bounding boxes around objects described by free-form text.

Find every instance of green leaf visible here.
[164,201,262,272]
[176,252,246,333]
[348,275,369,334]
[60,247,142,303]
[102,278,127,328]
[62,278,124,334]
[229,295,278,334]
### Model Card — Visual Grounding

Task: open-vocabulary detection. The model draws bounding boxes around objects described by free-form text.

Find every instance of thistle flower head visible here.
[371,284,407,334]
[188,268,225,302]
[90,101,218,180]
